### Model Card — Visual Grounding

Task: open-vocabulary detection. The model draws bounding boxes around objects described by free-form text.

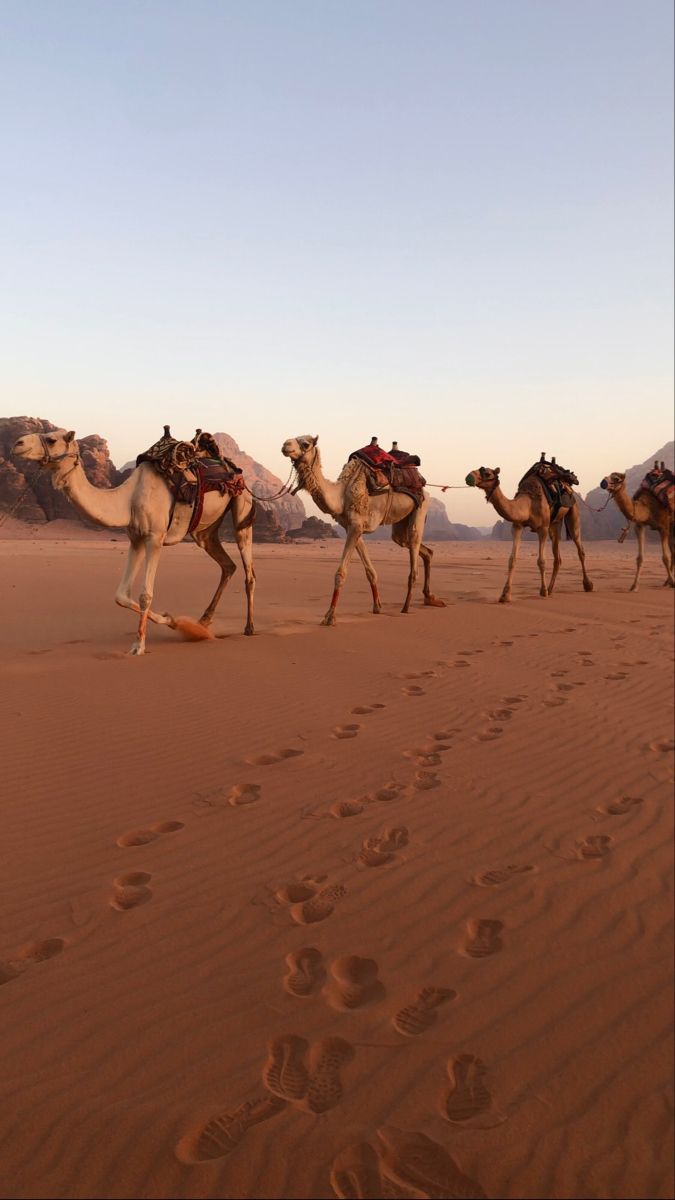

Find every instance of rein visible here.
[242,463,296,503]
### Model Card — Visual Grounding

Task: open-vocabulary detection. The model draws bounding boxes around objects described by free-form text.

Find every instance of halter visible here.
[479,469,500,502]
[37,433,81,485]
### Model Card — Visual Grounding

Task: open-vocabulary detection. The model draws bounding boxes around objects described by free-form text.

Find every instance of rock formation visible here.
[0,417,123,524]
[286,516,340,540]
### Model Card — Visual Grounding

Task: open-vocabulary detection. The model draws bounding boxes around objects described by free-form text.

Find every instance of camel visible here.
[281,435,445,625]
[12,428,256,654]
[465,465,593,602]
[600,471,674,590]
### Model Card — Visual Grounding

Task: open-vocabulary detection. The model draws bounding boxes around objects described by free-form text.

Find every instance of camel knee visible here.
[139,591,152,611]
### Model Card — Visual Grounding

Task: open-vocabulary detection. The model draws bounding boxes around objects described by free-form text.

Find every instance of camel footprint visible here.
[116,820,184,848]
[600,796,643,817]
[402,685,425,696]
[332,724,361,739]
[392,986,456,1037]
[110,871,153,911]
[0,937,67,986]
[414,769,440,791]
[576,835,612,860]
[227,782,262,806]
[351,703,385,715]
[474,726,504,742]
[462,919,504,958]
[246,748,304,766]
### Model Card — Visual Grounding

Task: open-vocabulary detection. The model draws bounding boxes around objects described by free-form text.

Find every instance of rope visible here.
[242,464,296,503]
[0,482,33,527]
[577,492,613,514]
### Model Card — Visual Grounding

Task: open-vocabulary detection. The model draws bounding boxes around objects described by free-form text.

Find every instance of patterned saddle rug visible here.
[634,466,675,511]
[519,457,578,519]
[136,427,246,532]
[348,443,426,508]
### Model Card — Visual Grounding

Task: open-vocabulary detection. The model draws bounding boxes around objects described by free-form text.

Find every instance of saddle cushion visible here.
[634,468,675,510]
[349,445,427,507]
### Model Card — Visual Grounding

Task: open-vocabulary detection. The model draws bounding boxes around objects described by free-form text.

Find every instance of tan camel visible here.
[281,435,445,624]
[465,466,593,602]
[13,428,255,654]
[600,471,674,590]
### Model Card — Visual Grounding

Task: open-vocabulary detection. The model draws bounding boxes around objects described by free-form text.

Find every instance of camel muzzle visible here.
[465,474,476,487]
[600,479,608,490]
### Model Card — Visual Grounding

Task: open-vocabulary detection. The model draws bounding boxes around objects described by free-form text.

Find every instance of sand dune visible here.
[0,539,672,1199]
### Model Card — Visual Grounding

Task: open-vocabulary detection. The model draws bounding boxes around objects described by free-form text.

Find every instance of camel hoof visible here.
[584,581,594,592]
[424,595,446,607]
[244,625,255,636]
[321,614,336,627]
[498,594,511,604]
[129,644,146,656]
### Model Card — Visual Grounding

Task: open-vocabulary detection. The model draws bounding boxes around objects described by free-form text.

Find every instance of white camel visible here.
[281,435,445,624]
[13,428,255,654]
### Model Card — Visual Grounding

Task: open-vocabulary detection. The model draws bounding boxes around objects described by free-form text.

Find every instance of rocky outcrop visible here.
[0,417,122,524]
[365,495,483,540]
[286,516,340,540]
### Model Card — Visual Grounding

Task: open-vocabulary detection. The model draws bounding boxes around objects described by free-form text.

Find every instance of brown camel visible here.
[600,471,674,590]
[465,466,593,603]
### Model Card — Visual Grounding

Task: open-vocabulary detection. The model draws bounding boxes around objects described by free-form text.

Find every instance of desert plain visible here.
[0,534,672,1200]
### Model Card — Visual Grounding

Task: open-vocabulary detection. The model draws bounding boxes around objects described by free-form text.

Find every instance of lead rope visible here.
[242,463,296,503]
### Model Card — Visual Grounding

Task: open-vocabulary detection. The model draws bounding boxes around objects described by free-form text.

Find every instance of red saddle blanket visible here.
[136,428,245,531]
[348,445,426,506]
[634,468,675,510]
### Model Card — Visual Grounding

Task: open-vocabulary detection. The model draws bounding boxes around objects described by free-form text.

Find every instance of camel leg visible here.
[401,526,423,613]
[659,527,675,586]
[355,538,382,613]
[499,525,522,603]
[193,521,238,628]
[322,526,361,626]
[630,525,645,592]
[115,537,174,636]
[419,542,446,607]
[130,533,166,655]
[233,517,256,635]
[566,507,594,592]
[548,524,562,595]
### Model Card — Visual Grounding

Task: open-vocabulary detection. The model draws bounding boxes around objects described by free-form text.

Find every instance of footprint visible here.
[358,845,395,868]
[110,871,153,911]
[392,986,456,1037]
[358,823,409,867]
[291,884,347,925]
[556,683,575,692]
[227,783,262,807]
[374,784,404,803]
[550,670,568,678]
[443,1053,491,1123]
[504,695,525,704]
[605,672,628,681]
[376,1126,487,1200]
[404,747,442,767]
[325,955,384,1010]
[276,881,320,905]
[402,686,425,696]
[304,1037,354,1113]
[462,919,503,958]
[283,947,325,997]
[329,799,365,819]
[16,937,66,964]
[576,835,612,860]
[263,1034,309,1101]
[247,748,304,765]
[649,738,674,754]
[472,864,534,887]
[333,724,361,739]
[434,729,458,741]
[475,727,503,742]
[351,704,385,715]
[116,821,183,848]
[602,796,643,816]
[413,770,440,790]
[176,1094,287,1164]
[330,1142,383,1200]
[543,697,566,707]
[453,660,471,667]
[488,708,513,721]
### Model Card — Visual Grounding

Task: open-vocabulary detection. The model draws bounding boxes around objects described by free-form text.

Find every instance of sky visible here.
[1,0,673,523]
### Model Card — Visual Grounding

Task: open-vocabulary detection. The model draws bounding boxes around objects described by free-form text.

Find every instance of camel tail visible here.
[235,499,256,532]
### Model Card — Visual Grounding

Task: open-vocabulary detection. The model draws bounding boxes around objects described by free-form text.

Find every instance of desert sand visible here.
[0,536,672,1200]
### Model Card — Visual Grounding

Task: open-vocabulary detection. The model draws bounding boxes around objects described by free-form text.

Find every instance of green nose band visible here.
[465,474,476,486]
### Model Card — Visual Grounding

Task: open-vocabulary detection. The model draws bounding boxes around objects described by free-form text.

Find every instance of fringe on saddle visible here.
[633,464,675,511]
[519,454,579,521]
[348,440,426,508]
[137,427,247,533]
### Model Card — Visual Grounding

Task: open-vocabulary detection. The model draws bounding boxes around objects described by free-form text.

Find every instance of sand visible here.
[0,536,672,1200]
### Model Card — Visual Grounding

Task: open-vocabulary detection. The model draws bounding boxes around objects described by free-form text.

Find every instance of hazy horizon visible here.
[1,0,672,523]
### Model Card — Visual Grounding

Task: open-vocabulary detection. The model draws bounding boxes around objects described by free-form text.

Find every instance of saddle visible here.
[633,462,675,511]
[519,454,578,519]
[136,426,246,532]
[348,439,426,508]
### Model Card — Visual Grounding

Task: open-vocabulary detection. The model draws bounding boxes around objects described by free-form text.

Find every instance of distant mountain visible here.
[490,442,674,541]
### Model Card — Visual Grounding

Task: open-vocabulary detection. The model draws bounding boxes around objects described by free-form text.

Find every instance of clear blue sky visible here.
[1,0,672,521]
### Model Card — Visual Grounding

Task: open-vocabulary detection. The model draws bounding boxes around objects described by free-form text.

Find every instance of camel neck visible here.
[487,484,531,523]
[294,453,344,518]
[54,459,136,528]
[611,485,635,522]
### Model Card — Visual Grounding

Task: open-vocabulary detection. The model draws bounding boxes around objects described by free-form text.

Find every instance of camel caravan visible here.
[11,426,675,655]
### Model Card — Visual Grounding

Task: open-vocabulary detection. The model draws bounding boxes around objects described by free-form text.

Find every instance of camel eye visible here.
[46,437,57,445]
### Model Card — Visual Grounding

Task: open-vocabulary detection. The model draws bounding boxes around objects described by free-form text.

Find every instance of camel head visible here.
[600,471,626,493]
[465,466,501,494]
[13,428,78,470]
[281,435,319,465]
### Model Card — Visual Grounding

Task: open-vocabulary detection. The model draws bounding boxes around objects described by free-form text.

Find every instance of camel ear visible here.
[494,466,501,475]
[312,435,319,445]
[65,430,75,443]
